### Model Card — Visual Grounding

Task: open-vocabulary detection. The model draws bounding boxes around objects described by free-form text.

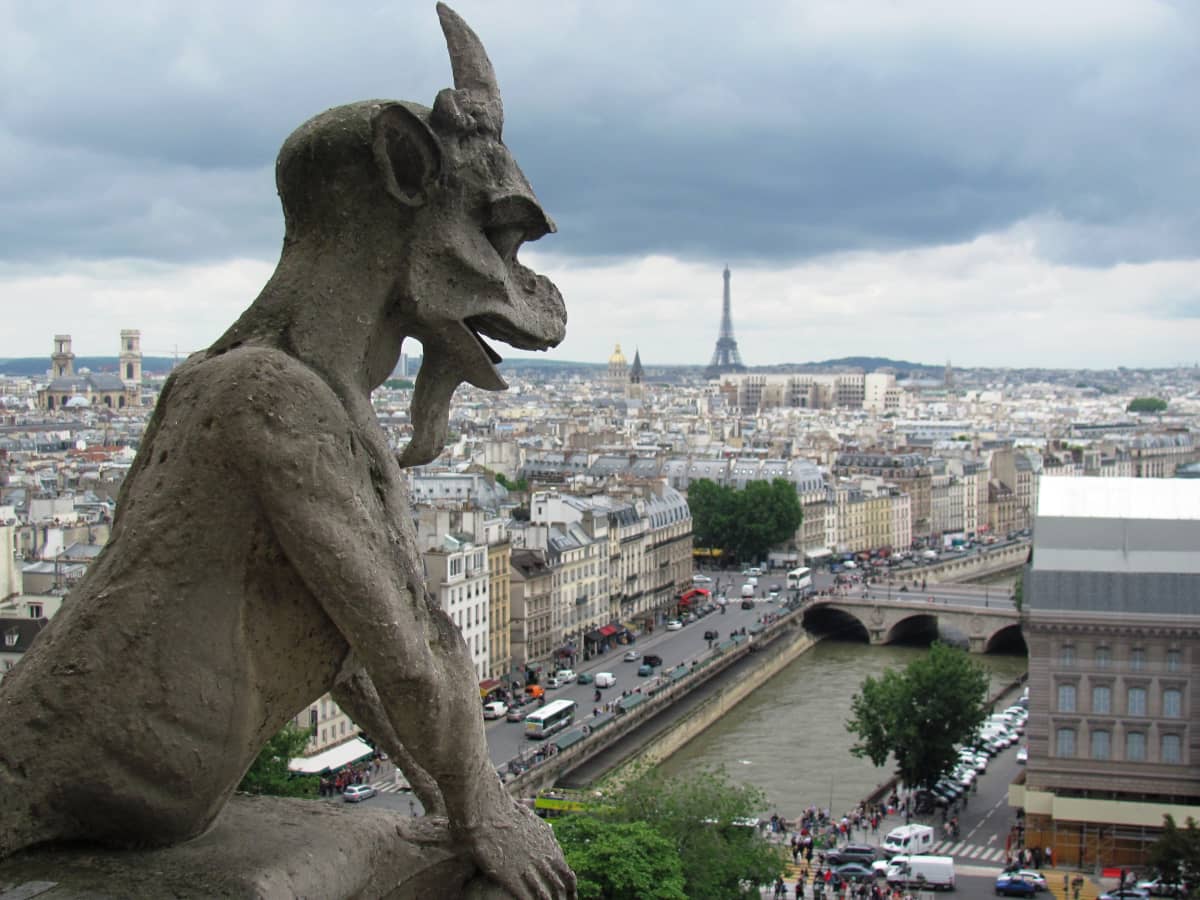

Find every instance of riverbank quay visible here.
[505,601,817,797]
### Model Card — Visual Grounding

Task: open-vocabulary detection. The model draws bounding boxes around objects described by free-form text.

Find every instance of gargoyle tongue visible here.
[397,353,458,468]
[396,326,506,467]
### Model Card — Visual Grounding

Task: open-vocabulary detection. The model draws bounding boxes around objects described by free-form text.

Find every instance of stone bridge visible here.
[802,594,1024,653]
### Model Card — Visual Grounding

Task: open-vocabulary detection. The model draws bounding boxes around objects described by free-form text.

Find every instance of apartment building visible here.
[1018,477,1200,868]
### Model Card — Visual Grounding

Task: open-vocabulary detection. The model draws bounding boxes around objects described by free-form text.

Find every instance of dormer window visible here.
[4,630,18,648]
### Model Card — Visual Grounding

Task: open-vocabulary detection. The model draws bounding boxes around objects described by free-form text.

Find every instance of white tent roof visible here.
[288,736,374,774]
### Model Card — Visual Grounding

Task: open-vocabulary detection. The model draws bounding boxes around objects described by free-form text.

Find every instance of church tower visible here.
[119,329,143,407]
[627,348,644,401]
[51,335,75,379]
[120,330,142,386]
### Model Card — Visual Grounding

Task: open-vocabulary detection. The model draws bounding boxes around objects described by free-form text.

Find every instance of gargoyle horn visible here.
[435,2,504,134]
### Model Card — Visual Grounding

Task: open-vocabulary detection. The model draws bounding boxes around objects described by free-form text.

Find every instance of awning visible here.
[289,737,374,775]
[617,693,648,713]
[478,678,502,698]
[585,630,604,643]
[804,547,833,560]
[598,624,619,637]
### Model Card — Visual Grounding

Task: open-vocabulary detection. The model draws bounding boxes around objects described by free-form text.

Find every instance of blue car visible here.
[996,874,1039,897]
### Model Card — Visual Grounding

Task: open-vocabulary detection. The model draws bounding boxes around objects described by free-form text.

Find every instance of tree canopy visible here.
[1127,396,1168,413]
[688,478,803,565]
[1148,815,1200,887]
[555,766,784,900]
[553,816,687,900]
[237,722,318,797]
[845,642,989,790]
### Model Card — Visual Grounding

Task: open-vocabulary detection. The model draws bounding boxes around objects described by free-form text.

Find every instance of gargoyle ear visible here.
[373,104,443,208]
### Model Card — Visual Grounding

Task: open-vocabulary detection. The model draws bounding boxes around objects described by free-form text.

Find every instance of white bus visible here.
[786,566,813,593]
[524,699,577,739]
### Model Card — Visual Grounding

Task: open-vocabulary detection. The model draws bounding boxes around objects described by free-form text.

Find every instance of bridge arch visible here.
[884,613,940,646]
[801,604,870,644]
[983,623,1027,655]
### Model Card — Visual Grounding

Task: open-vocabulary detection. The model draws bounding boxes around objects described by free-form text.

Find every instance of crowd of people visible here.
[317,757,378,797]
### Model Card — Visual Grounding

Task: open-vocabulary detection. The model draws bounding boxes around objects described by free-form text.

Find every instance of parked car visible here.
[692,574,713,584]
[623,649,641,662]
[703,629,719,641]
[555,668,576,683]
[343,784,376,803]
[825,844,878,867]
[483,700,508,719]
[544,676,561,690]
[830,862,875,886]
[1010,870,1049,891]
[1017,745,1028,764]
[643,654,663,667]
[666,620,683,631]
[995,873,1040,896]
[1136,876,1189,897]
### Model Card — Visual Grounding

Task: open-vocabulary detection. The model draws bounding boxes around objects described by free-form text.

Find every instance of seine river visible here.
[657,639,1027,817]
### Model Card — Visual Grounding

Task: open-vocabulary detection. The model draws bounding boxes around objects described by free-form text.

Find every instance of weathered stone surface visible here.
[0,4,572,898]
[0,795,511,899]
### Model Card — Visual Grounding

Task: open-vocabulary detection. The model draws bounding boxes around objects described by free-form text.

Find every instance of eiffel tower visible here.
[705,266,746,378]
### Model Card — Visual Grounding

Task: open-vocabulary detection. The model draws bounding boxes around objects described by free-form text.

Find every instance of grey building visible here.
[1018,477,1200,870]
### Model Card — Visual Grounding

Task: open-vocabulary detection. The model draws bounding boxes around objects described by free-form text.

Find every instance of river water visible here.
[657,639,1027,817]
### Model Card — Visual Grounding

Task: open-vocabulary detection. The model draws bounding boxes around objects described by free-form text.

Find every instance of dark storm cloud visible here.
[3,1,1198,268]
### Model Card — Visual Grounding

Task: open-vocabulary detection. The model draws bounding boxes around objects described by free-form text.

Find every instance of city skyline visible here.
[3,1,1198,368]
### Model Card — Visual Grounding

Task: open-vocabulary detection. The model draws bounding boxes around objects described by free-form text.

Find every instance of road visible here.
[483,579,798,769]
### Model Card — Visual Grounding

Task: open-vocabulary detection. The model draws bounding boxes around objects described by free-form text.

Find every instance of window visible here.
[1094,646,1111,669]
[1057,684,1077,713]
[1090,729,1111,760]
[27,604,43,619]
[309,708,318,727]
[1060,644,1075,667]
[1092,685,1111,714]
[1056,728,1076,757]
[1126,730,1146,761]
[1167,650,1182,673]
[1162,734,1182,764]
[1128,687,1147,716]
[1163,688,1183,718]
[1130,648,1145,672]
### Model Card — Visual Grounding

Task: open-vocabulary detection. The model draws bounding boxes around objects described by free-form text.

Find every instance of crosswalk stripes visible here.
[371,779,409,794]
[928,838,1008,861]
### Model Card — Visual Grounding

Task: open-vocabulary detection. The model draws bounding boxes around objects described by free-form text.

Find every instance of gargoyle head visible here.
[226,3,565,466]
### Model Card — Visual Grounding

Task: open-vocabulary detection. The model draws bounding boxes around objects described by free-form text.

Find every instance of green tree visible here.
[1127,396,1168,413]
[553,816,687,900]
[846,642,989,790]
[383,378,414,389]
[237,722,319,797]
[1148,815,1200,888]
[494,471,529,492]
[593,766,784,900]
[689,478,803,565]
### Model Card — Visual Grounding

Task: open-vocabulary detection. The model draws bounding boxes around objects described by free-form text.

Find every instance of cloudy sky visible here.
[3,1,1198,370]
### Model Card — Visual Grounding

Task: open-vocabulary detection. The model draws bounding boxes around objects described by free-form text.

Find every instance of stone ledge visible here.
[0,794,510,899]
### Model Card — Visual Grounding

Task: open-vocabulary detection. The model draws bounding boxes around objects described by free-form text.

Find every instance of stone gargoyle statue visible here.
[0,4,574,898]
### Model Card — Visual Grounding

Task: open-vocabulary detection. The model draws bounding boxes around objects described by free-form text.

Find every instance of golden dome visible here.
[608,343,627,366]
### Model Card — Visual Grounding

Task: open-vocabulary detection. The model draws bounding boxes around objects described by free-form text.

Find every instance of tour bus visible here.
[524,699,577,739]
[786,566,813,593]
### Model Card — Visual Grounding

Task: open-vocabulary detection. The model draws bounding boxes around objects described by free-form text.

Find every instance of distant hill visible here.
[1,354,938,379]
[0,357,180,377]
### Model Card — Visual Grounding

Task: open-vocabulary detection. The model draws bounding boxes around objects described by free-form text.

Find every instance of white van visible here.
[741,584,755,598]
[594,672,616,688]
[886,855,955,891]
[883,824,934,857]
